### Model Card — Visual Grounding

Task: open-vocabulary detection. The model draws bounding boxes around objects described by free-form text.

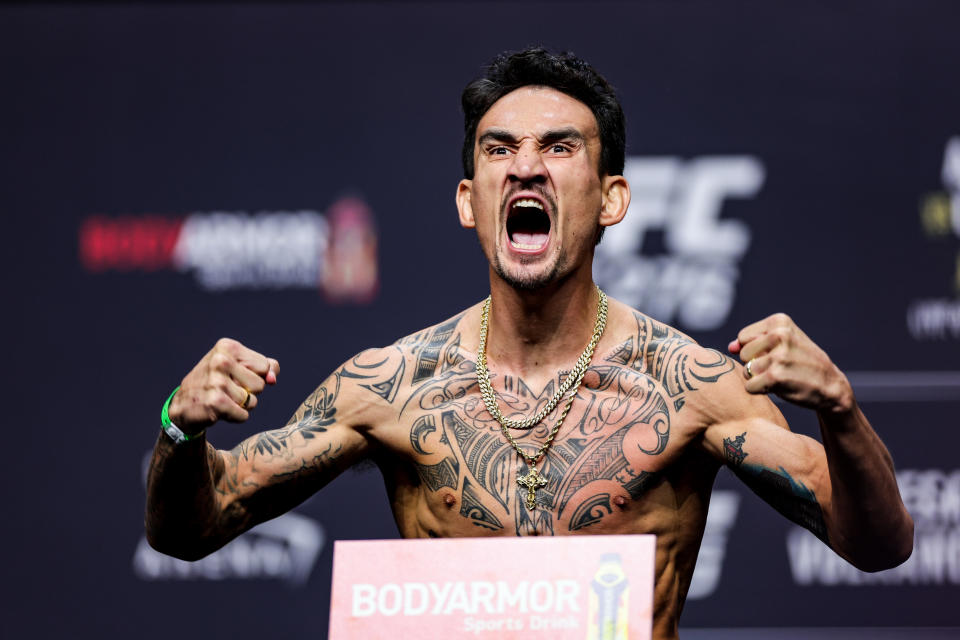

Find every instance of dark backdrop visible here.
[3,2,959,637]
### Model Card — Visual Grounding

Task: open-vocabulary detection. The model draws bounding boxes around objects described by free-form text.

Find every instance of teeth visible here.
[513,198,543,210]
[511,241,542,250]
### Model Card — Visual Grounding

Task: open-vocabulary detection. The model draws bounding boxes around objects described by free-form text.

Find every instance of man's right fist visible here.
[167,338,280,434]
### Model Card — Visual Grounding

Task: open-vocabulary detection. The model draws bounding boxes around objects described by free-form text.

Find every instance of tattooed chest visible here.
[378,310,737,536]
[387,366,694,536]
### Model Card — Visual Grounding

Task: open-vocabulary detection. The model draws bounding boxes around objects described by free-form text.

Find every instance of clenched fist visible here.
[728,313,854,413]
[167,338,280,434]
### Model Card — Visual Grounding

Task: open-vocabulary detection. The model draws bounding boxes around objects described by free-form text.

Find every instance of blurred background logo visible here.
[79,196,379,302]
[595,156,765,332]
[909,137,960,340]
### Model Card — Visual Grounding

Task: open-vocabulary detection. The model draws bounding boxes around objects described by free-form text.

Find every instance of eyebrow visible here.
[539,127,585,146]
[477,128,519,147]
[477,127,586,147]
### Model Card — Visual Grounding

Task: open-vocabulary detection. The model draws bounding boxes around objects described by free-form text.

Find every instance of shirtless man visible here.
[146,49,913,639]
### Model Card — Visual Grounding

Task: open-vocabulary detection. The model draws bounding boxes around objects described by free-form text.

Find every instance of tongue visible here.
[512,232,548,248]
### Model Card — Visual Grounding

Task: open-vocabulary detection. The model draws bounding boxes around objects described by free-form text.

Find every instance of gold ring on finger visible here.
[745,360,754,379]
[241,388,251,409]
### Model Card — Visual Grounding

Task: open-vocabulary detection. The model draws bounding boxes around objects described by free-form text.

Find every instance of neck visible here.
[484,272,600,381]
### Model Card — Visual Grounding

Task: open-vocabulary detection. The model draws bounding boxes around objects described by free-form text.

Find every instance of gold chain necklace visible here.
[475,285,608,510]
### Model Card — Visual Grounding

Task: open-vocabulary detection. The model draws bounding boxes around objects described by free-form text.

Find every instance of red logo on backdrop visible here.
[78,197,379,302]
[80,216,183,272]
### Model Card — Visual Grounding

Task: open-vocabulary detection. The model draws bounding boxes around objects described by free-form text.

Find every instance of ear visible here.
[456,179,475,228]
[599,175,630,227]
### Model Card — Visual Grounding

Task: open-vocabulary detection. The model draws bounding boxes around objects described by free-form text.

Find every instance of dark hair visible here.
[461,48,626,180]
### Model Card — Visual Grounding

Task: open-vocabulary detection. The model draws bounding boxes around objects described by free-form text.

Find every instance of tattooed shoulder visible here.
[393,312,469,377]
[278,345,409,437]
[604,311,736,413]
[338,347,410,405]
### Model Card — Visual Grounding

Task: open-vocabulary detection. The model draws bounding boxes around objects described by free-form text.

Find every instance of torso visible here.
[345,300,739,636]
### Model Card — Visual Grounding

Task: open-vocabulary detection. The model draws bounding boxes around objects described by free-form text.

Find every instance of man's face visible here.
[457,86,614,291]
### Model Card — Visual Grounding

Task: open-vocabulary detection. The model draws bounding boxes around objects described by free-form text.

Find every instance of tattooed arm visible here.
[146,340,395,560]
[698,314,913,572]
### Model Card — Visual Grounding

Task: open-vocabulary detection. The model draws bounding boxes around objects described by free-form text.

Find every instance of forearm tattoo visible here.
[723,432,829,542]
[218,351,405,517]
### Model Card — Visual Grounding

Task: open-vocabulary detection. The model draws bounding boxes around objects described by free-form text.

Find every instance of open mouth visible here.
[506,198,551,251]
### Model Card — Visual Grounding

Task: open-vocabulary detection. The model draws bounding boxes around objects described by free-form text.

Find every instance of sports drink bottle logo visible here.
[587,553,630,640]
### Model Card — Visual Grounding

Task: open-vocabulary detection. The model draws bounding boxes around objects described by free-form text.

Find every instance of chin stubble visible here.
[491,251,567,291]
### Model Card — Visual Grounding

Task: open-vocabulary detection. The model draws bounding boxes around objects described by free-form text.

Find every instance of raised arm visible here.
[145,338,382,560]
[699,314,913,572]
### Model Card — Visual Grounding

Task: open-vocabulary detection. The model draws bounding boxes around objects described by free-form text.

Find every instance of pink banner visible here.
[329,535,655,639]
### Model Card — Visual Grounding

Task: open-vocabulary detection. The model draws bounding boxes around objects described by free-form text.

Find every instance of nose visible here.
[508,141,547,185]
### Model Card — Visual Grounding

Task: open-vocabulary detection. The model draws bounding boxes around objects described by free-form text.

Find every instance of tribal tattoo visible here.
[607,313,735,412]
[227,350,407,490]
[394,311,733,535]
[211,310,739,537]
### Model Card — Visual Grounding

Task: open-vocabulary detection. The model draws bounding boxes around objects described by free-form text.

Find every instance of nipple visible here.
[613,495,628,508]
[443,493,457,508]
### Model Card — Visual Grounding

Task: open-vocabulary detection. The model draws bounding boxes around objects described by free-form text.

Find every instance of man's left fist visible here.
[728,313,854,413]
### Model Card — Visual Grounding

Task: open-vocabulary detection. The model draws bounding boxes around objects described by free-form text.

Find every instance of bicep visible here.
[213,372,372,530]
[703,416,833,545]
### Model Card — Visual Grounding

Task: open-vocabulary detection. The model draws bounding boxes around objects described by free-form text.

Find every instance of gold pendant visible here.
[517,464,548,511]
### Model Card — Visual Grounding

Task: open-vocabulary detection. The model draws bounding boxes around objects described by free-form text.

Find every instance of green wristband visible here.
[160,385,202,444]
[160,386,180,428]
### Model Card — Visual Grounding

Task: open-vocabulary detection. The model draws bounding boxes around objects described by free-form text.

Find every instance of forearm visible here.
[145,432,239,561]
[819,398,913,571]
[728,313,914,570]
